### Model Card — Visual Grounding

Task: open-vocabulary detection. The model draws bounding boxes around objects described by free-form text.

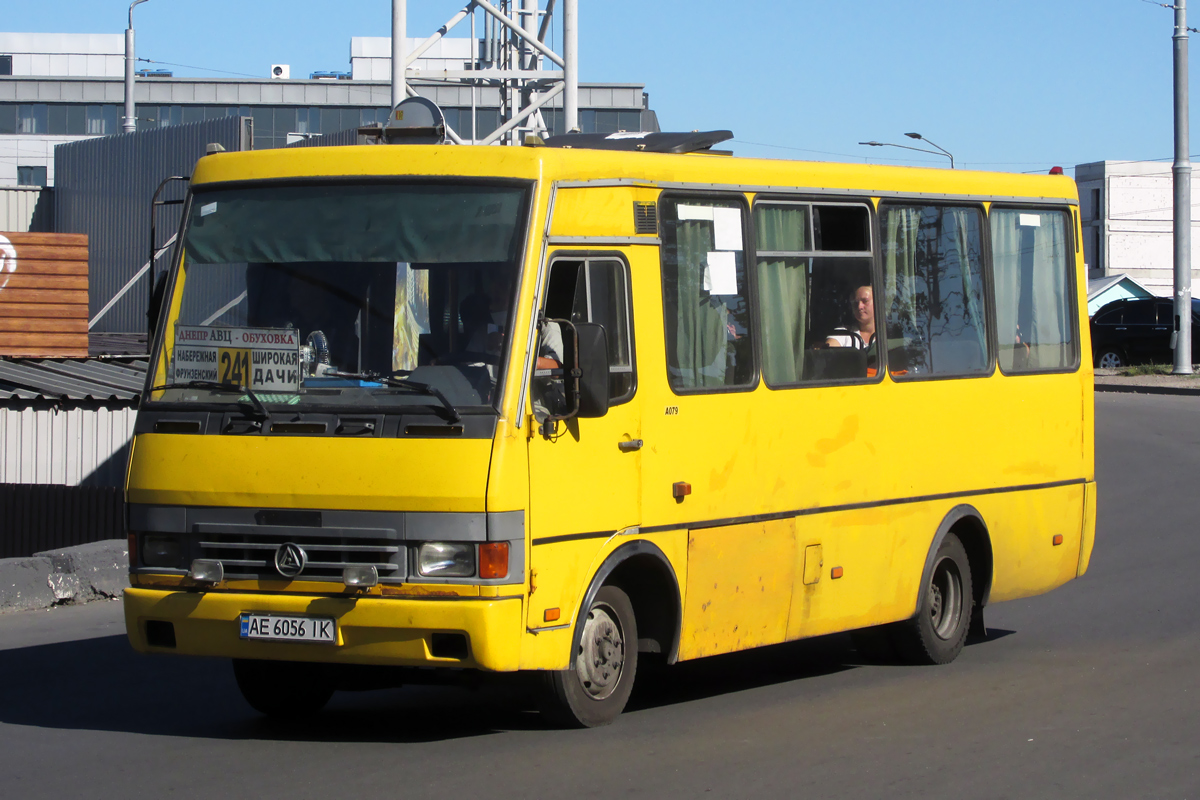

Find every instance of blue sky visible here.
[5,0,1194,174]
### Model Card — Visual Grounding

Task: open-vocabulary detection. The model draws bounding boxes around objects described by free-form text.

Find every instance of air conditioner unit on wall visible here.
[271,64,290,80]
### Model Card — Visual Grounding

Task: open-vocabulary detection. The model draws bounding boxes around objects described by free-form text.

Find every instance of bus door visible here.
[525,254,642,630]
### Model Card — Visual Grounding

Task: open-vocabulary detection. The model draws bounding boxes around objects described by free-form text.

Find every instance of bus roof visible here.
[190,141,1078,205]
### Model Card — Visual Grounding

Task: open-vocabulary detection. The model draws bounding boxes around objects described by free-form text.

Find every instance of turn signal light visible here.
[1052,534,1064,546]
[831,566,844,579]
[672,481,692,499]
[479,542,510,579]
[127,533,137,569]
[544,608,561,622]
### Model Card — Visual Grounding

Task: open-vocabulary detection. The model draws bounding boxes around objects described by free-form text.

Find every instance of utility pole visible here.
[392,0,407,111]
[564,0,578,132]
[1174,0,1193,373]
[123,0,150,134]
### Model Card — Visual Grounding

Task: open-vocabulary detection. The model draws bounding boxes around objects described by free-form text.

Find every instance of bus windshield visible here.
[151,182,530,413]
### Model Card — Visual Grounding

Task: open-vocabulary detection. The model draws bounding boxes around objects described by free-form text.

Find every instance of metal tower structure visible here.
[391,0,578,146]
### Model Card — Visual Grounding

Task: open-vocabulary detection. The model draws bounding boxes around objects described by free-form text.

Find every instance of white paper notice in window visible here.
[677,204,714,221]
[712,207,743,251]
[704,251,738,295]
[1018,213,1042,227]
[200,202,218,217]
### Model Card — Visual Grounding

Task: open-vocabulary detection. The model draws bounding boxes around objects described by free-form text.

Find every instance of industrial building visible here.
[0,30,659,188]
[1076,160,1200,297]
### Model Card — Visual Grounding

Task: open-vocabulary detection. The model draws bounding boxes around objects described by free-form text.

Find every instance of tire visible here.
[538,585,638,728]
[1095,348,1125,369]
[232,659,335,719]
[893,533,973,666]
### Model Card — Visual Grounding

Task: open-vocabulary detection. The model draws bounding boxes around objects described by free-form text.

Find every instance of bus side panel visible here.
[976,483,1085,604]
[785,503,933,641]
[677,519,795,661]
[517,529,690,671]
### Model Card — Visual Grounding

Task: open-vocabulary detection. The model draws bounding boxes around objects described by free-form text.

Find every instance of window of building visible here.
[880,203,989,377]
[18,104,48,134]
[660,197,755,391]
[991,208,1077,373]
[755,202,876,386]
[86,105,120,135]
[0,56,12,76]
[17,166,48,186]
[542,257,636,404]
[0,104,16,135]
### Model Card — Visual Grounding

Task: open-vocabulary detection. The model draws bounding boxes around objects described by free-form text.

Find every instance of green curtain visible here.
[671,218,729,387]
[947,207,989,366]
[882,206,922,361]
[754,205,810,384]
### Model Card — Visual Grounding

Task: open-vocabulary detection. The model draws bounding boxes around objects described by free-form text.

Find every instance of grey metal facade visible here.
[54,116,250,334]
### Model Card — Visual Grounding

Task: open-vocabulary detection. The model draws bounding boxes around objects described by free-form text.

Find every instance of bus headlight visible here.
[417,542,475,578]
[142,534,184,568]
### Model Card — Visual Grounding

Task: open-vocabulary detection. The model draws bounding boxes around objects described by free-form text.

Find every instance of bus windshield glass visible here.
[151,182,530,413]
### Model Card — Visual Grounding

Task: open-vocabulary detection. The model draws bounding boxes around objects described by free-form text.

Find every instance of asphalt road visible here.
[1,391,1197,799]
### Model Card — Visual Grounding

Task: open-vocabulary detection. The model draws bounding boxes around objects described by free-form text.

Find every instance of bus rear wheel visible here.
[894,533,973,665]
[232,659,334,719]
[538,585,638,728]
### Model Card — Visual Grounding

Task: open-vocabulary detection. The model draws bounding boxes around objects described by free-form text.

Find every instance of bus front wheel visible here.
[538,585,638,728]
[895,533,974,665]
[232,659,334,719]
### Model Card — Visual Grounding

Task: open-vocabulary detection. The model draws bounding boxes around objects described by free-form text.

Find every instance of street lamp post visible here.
[904,132,954,169]
[859,134,955,169]
[123,0,151,134]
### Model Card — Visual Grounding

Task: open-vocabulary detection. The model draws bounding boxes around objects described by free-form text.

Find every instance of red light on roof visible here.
[1049,166,1065,175]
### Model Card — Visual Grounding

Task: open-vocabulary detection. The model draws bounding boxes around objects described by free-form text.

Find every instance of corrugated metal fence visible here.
[0,485,124,559]
[0,405,137,486]
[0,187,54,233]
[54,116,252,335]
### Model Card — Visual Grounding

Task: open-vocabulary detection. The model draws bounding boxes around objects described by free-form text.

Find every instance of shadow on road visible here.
[0,624,1019,742]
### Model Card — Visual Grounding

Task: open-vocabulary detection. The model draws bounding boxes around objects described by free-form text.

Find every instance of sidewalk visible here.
[1094,367,1200,396]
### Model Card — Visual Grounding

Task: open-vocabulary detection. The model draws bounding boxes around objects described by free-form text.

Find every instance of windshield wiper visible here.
[150,380,271,420]
[328,371,462,423]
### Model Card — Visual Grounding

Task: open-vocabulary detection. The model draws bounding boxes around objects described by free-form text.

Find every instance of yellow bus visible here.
[123,129,1096,727]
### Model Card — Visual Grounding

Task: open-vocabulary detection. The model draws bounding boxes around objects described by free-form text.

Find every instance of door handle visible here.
[618,439,643,453]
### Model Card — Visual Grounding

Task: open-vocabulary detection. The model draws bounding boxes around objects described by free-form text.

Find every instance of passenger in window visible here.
[825,284,876,350]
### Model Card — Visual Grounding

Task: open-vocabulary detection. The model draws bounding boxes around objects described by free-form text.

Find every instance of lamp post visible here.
[904,132,954,169]
[859,135,955,169]
[123,0,151,134]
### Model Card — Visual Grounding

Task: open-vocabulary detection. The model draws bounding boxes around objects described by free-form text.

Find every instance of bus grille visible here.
[198,533,406,583]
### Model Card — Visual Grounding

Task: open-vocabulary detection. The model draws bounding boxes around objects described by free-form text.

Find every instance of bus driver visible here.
[826,284,876,350]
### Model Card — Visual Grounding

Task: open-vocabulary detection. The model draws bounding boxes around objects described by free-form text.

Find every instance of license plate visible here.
[240,613,336,644]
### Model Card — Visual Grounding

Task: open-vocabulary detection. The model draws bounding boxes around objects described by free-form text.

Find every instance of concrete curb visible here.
[1095,381,1200,397]
[0,539,129,614]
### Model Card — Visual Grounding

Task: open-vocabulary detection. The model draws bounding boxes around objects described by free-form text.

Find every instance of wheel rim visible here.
[1098,351,1122,369]
[928,556,964,640]
[575,602,625,701]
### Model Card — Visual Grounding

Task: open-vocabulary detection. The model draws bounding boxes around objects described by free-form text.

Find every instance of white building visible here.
[1075,160,1200,296]
[0,32,658,188]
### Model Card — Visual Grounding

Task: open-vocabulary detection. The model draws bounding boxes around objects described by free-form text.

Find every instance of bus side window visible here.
[534,257,636,416]
[990,208,1077,373]
[755,202,875,385]
[880,204,989,377]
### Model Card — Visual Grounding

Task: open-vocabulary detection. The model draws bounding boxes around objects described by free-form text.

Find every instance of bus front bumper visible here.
[124,587,523,672]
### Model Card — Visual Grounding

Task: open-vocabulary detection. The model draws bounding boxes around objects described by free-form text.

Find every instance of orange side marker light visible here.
[831,566,844,579]
[479,542,510,579]
[1052,534,1064,546]
[544,608,561,623]
[672,481,692,499]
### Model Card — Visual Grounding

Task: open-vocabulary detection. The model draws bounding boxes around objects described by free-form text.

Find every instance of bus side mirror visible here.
[572,322,610,418]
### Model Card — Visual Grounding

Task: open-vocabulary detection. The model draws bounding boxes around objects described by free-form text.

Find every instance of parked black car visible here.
[1090,297,1200,368]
